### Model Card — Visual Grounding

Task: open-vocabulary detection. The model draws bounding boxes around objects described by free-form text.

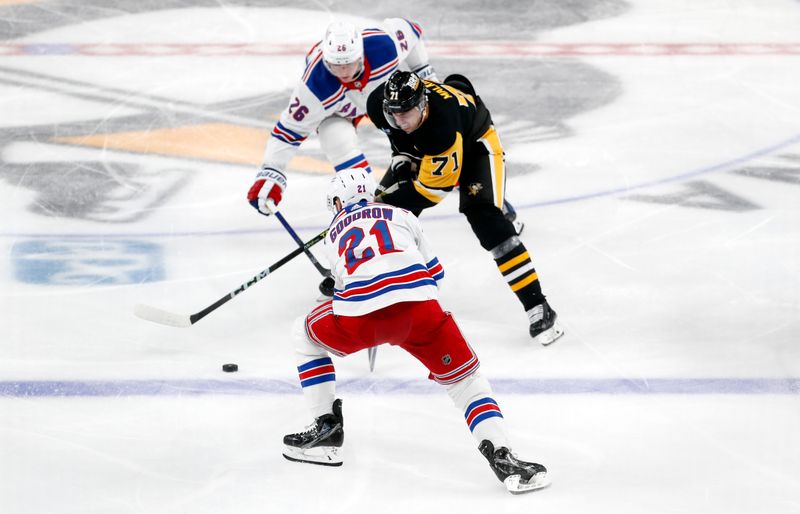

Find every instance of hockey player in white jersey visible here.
[247,18,437,217]
[281,168,550,495]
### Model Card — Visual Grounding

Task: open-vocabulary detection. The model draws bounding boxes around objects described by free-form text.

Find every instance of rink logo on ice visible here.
[12,239,164,285]
[625,152,800,211]
[626,180,760,212]
[731,153,800,184]
[0,159,190,223]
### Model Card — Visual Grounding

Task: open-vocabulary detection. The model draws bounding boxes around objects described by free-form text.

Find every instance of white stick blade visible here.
[134,303,192,328]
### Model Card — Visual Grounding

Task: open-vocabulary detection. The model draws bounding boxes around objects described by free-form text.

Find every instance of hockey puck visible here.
[222,363,238,373]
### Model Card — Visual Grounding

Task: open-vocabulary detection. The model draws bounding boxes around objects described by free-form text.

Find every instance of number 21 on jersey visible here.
[338,220,399,274]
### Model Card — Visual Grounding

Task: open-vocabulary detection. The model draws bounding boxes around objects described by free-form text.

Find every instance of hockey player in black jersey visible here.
[366,70,563,344]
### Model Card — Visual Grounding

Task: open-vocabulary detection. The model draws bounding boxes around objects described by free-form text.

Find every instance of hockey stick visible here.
[374,180,405,201]
[277,215,377,371]
[134,229,328,328]
[368,346,378,372]
[274,211,330,277]
[274,211,335,296]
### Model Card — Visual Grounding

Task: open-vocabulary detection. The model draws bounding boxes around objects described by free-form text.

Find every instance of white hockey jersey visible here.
[263,18,435,174]
[323,201,445,316]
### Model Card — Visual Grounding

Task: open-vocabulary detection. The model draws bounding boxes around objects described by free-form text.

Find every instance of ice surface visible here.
[1,1,798,513]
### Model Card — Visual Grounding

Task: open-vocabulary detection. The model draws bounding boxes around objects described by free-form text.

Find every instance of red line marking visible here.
[1,42,799,57]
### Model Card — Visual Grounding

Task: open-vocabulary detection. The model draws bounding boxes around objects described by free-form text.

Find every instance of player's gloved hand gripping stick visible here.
[247,167,334,296]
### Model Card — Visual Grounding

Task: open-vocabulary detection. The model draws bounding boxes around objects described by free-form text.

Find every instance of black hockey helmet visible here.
[383,70,426,113]
[443,73,476,96]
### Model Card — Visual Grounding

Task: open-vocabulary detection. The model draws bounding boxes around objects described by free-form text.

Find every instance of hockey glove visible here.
[389,154,419,181]
[375,155,415,200]
[248,166,287,216]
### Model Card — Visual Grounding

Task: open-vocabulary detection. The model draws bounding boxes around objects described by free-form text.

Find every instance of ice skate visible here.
[283,399,344,466]
[528,301,564,345]
[479,440,550,494]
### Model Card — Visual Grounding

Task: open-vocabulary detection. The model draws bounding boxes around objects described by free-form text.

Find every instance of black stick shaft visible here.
[275,211,330,277]
[187,229,328,325]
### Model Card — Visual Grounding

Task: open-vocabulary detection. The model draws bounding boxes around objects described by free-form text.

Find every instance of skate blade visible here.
[504,473,550,494]
[534,322,564,346]
[282,444,342,466]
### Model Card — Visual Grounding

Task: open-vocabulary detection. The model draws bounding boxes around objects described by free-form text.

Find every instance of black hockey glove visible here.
[376,154,416,200]
[388,154,419,181]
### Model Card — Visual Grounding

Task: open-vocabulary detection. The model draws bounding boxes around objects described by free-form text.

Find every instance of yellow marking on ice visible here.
[55,123,266,165]
[0,0,39,5]
[53,123,335,174]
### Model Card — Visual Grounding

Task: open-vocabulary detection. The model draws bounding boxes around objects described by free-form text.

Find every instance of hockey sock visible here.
[446,372,510,449]
[293,316,336,418]
[491,236,545,311]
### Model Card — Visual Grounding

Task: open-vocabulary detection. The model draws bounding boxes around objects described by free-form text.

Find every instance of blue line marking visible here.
[4,133,799,241]
[1,378,797,397]
[518,131,800,210]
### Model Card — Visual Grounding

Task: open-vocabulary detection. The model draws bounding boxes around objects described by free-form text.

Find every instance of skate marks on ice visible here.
[0,1,627,183]
[522,135,800,211]
[0,63,291,223]
[0,0,631,41]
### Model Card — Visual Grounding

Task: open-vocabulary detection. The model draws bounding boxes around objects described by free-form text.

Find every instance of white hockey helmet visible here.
[326,168,376,212]
[322,21,363,65]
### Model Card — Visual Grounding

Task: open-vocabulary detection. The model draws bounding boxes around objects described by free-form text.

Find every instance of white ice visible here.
[1,2,799,513]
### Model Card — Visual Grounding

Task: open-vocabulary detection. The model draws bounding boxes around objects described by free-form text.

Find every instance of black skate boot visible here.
[282,399,344,466]
[479,440,549,494]
[528,300,564,346]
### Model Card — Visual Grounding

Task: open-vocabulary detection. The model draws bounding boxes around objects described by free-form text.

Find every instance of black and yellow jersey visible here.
[367,78,494,208]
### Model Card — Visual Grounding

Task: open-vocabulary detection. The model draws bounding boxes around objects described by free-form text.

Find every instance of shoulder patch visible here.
[403,19,423,38]
[363,30,399,72]
[303,49,346,108]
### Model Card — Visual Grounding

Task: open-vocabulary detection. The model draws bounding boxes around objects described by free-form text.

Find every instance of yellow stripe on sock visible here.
[497,252,529,273]
[510,272,539,292]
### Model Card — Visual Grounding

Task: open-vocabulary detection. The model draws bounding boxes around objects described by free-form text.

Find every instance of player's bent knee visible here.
[463,204,518,250]
[293,316,328,360]
[445,372,492,406]
[318,116,360,164]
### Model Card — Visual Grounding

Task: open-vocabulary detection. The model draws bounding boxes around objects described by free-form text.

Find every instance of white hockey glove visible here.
[413,64,437,81]
[247,166,287,216]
